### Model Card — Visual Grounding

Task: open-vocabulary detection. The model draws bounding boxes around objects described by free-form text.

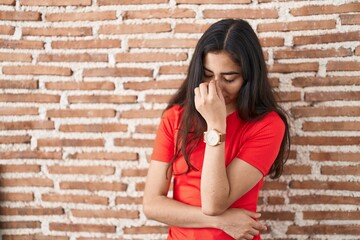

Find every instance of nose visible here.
[213,77,224,90]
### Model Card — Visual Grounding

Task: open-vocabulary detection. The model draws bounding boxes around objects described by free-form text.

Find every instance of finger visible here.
[194,87,201,109]
[252,220,267,231]
[243,233,254,240]
[208,80,217,98]
[194,87,200,97]
[199,82,208,98]
[242,209,261,219]
[215,80,225,101]
[248,228,260,236]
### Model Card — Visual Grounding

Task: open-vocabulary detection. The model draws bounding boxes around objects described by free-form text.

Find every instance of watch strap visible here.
[219,132,226,143]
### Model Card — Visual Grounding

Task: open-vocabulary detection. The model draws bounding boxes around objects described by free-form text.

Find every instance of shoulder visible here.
[246,111,285,137]
[160,105,184,131]
[162,104,183,120]
[260,111,285,128]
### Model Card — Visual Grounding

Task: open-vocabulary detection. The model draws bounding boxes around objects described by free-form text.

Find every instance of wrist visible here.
[205,214,221,229]
[204,128,226,146]
[206,122,226,133]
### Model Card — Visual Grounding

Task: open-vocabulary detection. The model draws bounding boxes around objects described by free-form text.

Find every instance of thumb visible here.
[242,209,261,219]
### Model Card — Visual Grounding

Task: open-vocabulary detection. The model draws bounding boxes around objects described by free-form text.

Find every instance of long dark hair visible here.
[166,19,290,179]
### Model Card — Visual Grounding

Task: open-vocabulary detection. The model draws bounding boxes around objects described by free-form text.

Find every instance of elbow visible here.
[142,198,155,220]
[201,195,228,216]
[201,204,226,216]
[143,194,167,220]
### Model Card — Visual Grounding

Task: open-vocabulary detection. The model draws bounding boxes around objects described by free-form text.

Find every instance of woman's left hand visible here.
[194,80,227,130]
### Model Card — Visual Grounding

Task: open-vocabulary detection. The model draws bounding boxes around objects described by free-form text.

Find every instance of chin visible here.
[225,100,236,110]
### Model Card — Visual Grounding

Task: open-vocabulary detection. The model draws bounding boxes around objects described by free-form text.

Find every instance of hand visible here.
[194,80,226,131]
[216,208,267,240]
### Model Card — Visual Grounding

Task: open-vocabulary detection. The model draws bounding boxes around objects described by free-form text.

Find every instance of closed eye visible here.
[224,78,235,83]
[203,67,240,82]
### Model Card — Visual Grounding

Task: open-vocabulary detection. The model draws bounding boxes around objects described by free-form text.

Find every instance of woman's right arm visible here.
[143,160,267,239]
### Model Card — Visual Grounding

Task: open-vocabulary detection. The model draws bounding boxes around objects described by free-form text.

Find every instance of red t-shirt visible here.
[151,105,285,240]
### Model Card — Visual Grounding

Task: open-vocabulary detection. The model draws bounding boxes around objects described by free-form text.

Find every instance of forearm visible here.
[201,139,230,215]
[144,194,267,240]
[143,195,218,228]
[144,160,218,228]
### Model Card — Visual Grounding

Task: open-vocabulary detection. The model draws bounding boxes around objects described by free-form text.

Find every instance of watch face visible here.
[206,129,220,146]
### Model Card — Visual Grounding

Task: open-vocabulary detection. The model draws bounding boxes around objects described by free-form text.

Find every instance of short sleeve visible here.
[236,112,285,176]
[151,106,180,163]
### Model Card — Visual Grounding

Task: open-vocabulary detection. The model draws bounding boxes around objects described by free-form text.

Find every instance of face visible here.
[202,51,244,109]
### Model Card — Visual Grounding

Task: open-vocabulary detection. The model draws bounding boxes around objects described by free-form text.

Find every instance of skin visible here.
[200,50,244,117]
[143,50,266,240]
[195,51,263,215]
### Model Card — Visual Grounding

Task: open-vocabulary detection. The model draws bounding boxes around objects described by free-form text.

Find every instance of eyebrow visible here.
[203,66,241,76]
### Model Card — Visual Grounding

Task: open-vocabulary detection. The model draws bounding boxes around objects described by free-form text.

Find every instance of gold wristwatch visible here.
[204,129,226,146]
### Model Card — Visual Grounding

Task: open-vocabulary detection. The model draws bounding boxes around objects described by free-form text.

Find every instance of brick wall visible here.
[0,0,359,239]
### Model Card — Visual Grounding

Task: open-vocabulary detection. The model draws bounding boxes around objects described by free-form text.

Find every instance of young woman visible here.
[143,18,290,240]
